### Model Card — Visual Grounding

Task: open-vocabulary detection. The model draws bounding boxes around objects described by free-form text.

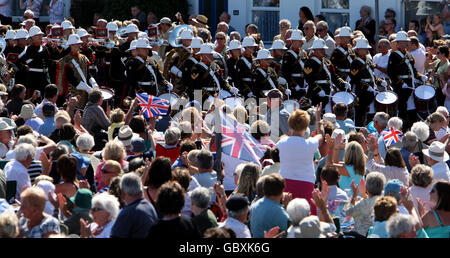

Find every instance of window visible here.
[319,0,350,36]
[322,0,349,9]
[405,1,444,33]
[12,0,51,22]
[251,0,279,43]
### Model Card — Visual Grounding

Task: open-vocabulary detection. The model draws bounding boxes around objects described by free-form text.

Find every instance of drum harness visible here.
[136,56,159,95]
[287,50,308,92]
[199,61,221,94]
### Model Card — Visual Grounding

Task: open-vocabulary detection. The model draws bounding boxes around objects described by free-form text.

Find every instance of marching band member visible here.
[125,38,172,97]
[13,29,29,86]
[303,39,341,109]
[252,48,285,99]
[3,30,16,57]
[235,36,257,98]
[387,31,427,129]
[163,28,193,86]
[281,29,308,100]
[178,37,203,97]
[19,26,50,97]
[350,38,387,127]
[77,29,96,77]
[330,26,354,92]
[61,20,75,43]
[269,39,287,74]
[56,34,97,108]
[225,39,242,90]
[189,43,236,102]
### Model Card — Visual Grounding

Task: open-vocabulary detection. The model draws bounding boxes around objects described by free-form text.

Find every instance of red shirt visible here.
[155,143,180,163]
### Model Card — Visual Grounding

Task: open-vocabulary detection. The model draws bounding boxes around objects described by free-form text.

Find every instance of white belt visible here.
[316,80,329,84]
[242,78,251,82]
[399,75,411,79]
[291,73,302,77]
[204,87,216,91]
[29,68,44,72]
[361,79,372,83]
[105,62,111,65]
[137,81,155,86]
[338,68,350,73]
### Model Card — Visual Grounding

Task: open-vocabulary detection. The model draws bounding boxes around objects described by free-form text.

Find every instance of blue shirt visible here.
[250,197,290,238]
[38,117,56,137]
[338,165,363,198]
[172,157,183,170]
[110,197,158,238]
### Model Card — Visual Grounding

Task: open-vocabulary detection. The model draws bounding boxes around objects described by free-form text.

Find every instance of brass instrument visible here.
[168,25,193,48]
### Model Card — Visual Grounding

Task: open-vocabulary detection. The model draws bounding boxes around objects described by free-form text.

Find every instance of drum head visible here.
[223,97,244,111]
[283,100,300,114]
[376,91,398,104]
[219,90,231,99]
[100,87,114,100]
[414,85,435,100]
[158,93,179,106]
[332,92,354,105]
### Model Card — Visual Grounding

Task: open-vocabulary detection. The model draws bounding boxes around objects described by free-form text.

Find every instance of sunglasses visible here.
[385,22,393,25]
[304,27,309,30]
[91,207,103,212]
[216,37,225,40]
[101,167,115,174]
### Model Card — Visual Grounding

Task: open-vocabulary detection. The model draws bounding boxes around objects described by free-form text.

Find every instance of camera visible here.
[148,26,158,38]
[96,28,108,38]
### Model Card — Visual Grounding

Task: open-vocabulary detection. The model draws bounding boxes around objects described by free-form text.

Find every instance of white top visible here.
[6,146,44,161]
[89,220,115,238]
[276,136,319,183]
[328,185,349,202]
[434,127,449,141]
[323,34,336,59]
[4,160,31,201]
[221,153,247,191]
[431,162,450,182]
[366,158,410,186]
[220,217,251,238]
[187,176,200,191]
[0,141,13,159]
[410,48,426,75]
[410,184,433,213]
[373,52,390,79]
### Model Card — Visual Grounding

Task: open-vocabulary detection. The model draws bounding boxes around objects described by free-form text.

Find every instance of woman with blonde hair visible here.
[215,31,228,57]
[233,163,260,202]
[95,140,128,192]
[326,133,366,197]
[276,105,324,215]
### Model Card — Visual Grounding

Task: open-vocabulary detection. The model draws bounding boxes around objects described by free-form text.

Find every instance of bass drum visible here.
[375,91,398,117]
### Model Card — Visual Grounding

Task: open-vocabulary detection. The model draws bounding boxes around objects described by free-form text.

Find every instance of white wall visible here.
[228,0,248,37]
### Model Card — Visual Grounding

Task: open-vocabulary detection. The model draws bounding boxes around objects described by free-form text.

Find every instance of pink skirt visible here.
[284,179,317,216]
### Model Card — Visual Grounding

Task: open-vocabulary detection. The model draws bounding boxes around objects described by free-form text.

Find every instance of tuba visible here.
[168,25,193,48]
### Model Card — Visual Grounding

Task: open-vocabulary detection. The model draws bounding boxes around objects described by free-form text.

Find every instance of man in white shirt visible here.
[316,21,335,58]
[373,39,391,79]
[0,121,14,159]
[409,36,426,75]
[302,21,318,51]
[4,143,36,201]
[220,194,252,238]
[422,141,450,182]
[34,84,59,121]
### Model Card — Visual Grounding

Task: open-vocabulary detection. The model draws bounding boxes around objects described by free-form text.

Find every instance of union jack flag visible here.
[219,111,265,164]
[136,93,170,118]
[381,127,403,147]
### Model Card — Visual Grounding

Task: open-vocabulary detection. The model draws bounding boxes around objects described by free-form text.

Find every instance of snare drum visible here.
[375,91,398,117]
[223,96,244,111]
[331,91,356,108]
[283,100,300,114]
[158,92,179,107]
[414,85,436,113]
[99,86,114,110]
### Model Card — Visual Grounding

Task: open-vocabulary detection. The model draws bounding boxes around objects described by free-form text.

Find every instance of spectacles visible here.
[91,207,103,212]
[216,37,225,40]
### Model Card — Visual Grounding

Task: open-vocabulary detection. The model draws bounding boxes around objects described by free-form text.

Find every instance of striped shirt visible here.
[28,160,43,184]
[48,0,65,24]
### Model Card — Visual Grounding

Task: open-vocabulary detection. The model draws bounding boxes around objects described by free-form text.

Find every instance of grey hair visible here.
[14,143,36,161]
[190,186,212,209]
[411,121,430,142]
[402,131,418,149]
[76,133,95,151]
[366,172,386,196]
[196,149,213,170]
[92,192,120,221]
[165,127,181,145]
[317,21,328,29]
[227,206,248,219]
[304,20,316,33]
[306,107,317,126]
[410,164,434,187]
[279,19,291,27]
[387,117,403,131]
[361,5,372,16]
[378,38,391,48]
[436,106,449,117]
[120,172,143,196]
[386,213,416,238]
[17,134,37,148]
[374,112,389,128]
[286,198,310,226]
